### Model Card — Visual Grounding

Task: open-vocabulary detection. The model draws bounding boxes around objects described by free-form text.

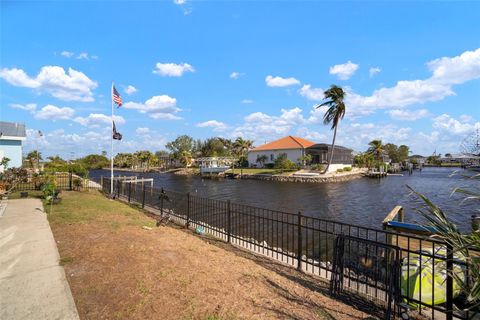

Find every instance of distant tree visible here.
[367,140,385,161]
[316,85,346,173]
[78,154,110,170]
[101,150,107,157]
[26,150,42,170]
[201,137,229,157]
[218,137,234,156]
[233,137,253,166]
[166,135,194,161]
[384,143,400,163]
[398,145,410,162]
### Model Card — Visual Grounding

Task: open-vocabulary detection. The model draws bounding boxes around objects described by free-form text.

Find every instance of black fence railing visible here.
[102,177,478,320]
[5,173,102,192]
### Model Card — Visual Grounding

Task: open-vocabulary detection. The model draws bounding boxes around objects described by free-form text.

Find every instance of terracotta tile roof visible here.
[251,136,315,151]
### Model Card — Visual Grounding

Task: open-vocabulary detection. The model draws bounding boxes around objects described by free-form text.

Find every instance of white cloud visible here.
[265,75,300,87]
[34,105,75,120]
[299,84,324,101]
[9,103,37,111]
[387,109,430,121]
[60,51,74,58]
[196,120,228,132]
[153,62,194,77]
[124,85,137,95]
[369,67,381,77]
[232,107,306,141]
[123,95,182,120]
[433,114,480,135]
[173,0,186,4]
[428,48,480,85]
[345,48,480,116]
[136,127,150,135]
[0,66,97,102]
[329,61,359,80]
[230,72,244,79]
[241,99,253,104]
[77,52,89,60]
[74,113,125,127]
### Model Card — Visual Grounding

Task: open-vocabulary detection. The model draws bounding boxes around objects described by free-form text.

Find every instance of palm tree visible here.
[233,137,254,167]
[26,150,42,171]
[316,85,346,173]
[179,151,192,168]
[367,140,384,161]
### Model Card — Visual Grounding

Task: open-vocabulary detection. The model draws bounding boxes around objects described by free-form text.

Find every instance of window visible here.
[270,154,274,161]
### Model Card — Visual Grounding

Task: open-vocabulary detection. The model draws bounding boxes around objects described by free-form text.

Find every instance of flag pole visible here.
[110,82,114,194]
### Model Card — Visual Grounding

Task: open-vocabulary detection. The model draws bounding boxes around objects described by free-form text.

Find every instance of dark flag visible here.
[112,85,123,107]
[112,121,122,140]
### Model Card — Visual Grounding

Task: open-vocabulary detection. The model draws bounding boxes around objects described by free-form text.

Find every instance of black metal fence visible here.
[6,173,101,192]
[102,177,477,320]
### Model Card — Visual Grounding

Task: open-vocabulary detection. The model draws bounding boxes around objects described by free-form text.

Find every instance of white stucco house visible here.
[0,121,27,172]
[247,136,315,167]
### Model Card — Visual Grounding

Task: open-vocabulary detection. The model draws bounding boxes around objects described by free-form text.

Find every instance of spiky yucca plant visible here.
[408,172,479,312]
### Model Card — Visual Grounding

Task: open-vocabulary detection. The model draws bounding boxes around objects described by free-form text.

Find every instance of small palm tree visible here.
[233,137,253,166]
[367,140,384,161]
[316,85,346,173]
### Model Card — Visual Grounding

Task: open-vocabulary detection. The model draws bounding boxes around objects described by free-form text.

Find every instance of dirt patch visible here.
[50,191,371,320]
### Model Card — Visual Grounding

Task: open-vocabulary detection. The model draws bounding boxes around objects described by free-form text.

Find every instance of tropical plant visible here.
[26,150,42,170]
[367,140,385,161]
[316,85,346,173]
[233,137,253,163]
[298,154,312,167]
[409,174,480,311]
[256,154,268,167]
[179,151,193,168]
[72,178,82,191]
[0,157,10,171]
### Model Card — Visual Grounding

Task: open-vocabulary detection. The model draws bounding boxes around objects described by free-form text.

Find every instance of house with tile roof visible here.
[247,135,354,171]
[247,136,315,167]
[0,121,27,171]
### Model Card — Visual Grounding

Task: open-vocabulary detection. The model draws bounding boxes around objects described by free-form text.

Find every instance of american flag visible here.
[112,85,123,107]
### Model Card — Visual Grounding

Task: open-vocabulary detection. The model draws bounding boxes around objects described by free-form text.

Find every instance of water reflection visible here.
[89,167,477,232]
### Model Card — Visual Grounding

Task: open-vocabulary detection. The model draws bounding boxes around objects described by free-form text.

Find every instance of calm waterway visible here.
[89,167,478,232]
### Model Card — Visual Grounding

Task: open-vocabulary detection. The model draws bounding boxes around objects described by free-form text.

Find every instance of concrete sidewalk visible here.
[0,198,80,320]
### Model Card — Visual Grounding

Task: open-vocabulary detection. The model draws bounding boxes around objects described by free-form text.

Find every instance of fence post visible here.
[186,192,190,228]
[445,243,454,320]
[227,200,231,243]
[297,211,303,271]
[160,188,164,216]
[69,172,73,191]
[100,176,104,191]
[141,183,146,208]
[128,182,132,203]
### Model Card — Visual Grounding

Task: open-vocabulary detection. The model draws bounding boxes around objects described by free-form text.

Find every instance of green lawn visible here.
[227,168,298,175]
[44,191,155,229]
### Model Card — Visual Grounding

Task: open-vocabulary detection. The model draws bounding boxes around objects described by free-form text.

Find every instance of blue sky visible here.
[1,1,479,158]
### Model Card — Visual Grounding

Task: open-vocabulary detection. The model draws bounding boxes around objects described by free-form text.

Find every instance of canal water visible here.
[89,167,478,232]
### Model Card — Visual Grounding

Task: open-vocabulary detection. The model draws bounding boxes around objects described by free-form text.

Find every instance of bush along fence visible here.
[8,172,102,192]
[101,177,477,320]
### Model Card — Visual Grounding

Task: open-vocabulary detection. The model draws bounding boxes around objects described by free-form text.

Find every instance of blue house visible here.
[0,121,26,171]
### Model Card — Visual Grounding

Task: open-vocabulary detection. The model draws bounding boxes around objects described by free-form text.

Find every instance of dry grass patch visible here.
[49,191,370,320]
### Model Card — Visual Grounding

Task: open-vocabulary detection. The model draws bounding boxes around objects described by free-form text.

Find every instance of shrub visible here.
[264,163,275,169]
[343,166,352,172]
[336,168,344,173]
[311,164,324,171]
[72,178,82,190]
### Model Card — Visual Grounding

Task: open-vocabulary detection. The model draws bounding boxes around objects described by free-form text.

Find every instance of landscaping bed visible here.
[48,191,371,320]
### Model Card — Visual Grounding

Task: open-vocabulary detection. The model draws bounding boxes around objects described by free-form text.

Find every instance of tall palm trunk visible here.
[323,125,338,174]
